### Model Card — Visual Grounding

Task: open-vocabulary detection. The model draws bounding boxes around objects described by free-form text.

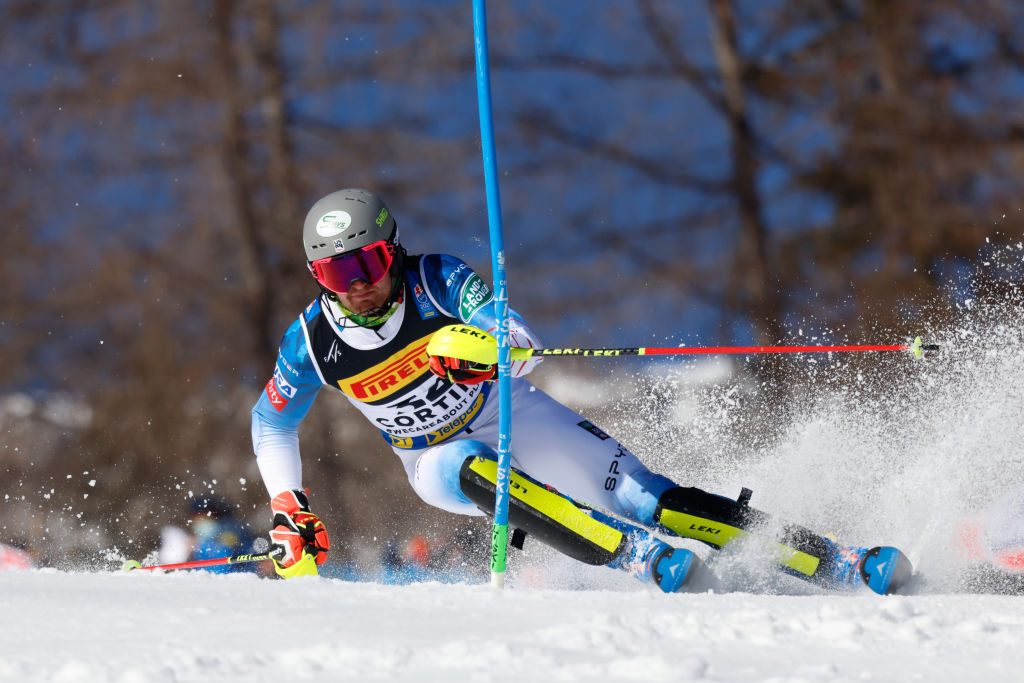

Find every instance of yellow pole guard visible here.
[468,458,623,555]
[427,324,533,364]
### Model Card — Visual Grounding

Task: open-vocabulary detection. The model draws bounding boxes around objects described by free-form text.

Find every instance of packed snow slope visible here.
[0,569,1022,683]
[6,255,1024,682]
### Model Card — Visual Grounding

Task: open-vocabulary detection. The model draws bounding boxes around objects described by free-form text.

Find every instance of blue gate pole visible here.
[471,0,513,588]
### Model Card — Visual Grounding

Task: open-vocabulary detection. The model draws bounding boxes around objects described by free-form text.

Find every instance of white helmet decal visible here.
[315,211,352,237]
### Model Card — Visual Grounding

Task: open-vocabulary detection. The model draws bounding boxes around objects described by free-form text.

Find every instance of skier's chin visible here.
[347,296,384,314]
[341,289,386,313]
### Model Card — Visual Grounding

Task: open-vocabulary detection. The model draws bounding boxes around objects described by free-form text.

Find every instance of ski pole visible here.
[520,338,940,359]
[121,553,271,572]
[429,326,940,364]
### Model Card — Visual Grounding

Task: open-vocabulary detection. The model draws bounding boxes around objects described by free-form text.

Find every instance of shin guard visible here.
[655,486,828,578]
[459,456,626,566]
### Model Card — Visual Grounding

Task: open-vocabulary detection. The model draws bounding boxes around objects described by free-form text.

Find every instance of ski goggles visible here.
[310,240,395,294]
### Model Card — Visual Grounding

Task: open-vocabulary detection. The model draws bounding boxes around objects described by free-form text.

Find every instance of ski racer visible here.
[252,188,912,594]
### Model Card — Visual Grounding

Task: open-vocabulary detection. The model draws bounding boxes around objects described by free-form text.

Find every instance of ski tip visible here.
[121,560,142,572]
[654,549,720,594]
[860,546,914,595]
[653,548,695,593]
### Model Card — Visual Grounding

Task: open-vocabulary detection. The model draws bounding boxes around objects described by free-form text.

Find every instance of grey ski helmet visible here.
[302,188,398,262]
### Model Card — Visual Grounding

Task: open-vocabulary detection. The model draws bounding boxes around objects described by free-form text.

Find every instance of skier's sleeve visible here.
[251,315,323,497]
[420,253,543,376]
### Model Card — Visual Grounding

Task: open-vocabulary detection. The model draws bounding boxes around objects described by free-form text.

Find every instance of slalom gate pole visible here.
[121,553,271,572]
[472,0,514,589]
[519,340,941,359]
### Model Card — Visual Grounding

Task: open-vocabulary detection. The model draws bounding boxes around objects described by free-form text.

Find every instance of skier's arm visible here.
[251,317,323,497]
[251,411,302,496]
[251,317,333,577]
[419,253,542,377]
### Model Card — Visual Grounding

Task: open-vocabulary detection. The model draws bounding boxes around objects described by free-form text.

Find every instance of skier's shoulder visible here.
[275,298,322,373]
[298,295,325,325]
[414,253,483,294]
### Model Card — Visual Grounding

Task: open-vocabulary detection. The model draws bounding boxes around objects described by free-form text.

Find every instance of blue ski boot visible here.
[860,546,914,595]
[819,538,913,595]
[590,509,697,593]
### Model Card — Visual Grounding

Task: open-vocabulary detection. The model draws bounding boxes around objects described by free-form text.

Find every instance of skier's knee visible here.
[413,440,495,514]
[437,440,495,501]
[614,471,676,525]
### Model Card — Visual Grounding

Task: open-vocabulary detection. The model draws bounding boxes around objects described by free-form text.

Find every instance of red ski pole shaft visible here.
[528,342,937,358]
[526,342,940,358]
[122,552,271,572]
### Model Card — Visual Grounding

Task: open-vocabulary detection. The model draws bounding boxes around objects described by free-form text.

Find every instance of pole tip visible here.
[490,571,505,589]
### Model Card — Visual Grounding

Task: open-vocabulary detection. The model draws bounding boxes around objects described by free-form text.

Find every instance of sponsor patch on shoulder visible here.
[577,420,610,440]
[265,377,289,411]
[273,366,297,399]
[459,273,493,321]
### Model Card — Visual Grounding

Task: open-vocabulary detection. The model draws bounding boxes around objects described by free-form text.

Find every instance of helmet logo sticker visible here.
[316,211,352,237]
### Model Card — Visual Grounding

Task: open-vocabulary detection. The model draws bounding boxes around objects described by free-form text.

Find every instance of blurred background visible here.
[3,1,1024,575]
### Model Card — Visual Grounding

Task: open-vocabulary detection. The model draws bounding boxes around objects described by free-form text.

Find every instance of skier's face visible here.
[338,273,393,314]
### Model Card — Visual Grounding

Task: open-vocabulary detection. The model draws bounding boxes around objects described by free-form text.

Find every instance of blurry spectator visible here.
[159,496,261,574]
[158,524,193,565]
[378,535,432,584]
[403,534,431,570]
[375,532,484,584]
[0,541,34,571]
[428,534,481,584]
[955,485,1024,594]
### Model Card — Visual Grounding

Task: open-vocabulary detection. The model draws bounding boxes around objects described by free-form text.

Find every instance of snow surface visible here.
[0,568,1022,682]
